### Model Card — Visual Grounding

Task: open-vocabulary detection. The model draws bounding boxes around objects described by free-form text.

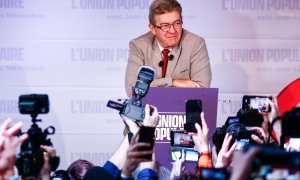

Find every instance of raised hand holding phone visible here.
[184,99,202,133]
[137,126,155,161]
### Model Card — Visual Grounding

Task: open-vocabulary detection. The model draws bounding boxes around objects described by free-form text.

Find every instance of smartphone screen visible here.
[170,147,199,162]
[185,99,202,133]
[171,130,194,147]
[138,126,155,160]
[170,147,183,161]
[200,167,229,180]
[184,149,199,162]
[235,139,250,151]
[283,137,300,152]
[242,95,272,112]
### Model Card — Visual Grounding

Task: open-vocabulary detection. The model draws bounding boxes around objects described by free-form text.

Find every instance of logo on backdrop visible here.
[0,99,18,114]
[222,0,300,10]
[155,112,186,142]
[71,99,115,114]
[0,0,45,19]
[0,0,24,8]
[71,0,150,10]
[222,48,300,62]
[221,48,300,73]
[71,48,128,62]
[0,47,44,72]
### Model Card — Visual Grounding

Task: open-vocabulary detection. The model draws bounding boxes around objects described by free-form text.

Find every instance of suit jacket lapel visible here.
[167,45,181,76]
[151,39,163,78]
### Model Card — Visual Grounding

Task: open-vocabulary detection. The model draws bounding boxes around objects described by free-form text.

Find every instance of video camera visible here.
[213,112,262,153]
[16,94,59,177]
[107,66,155,121]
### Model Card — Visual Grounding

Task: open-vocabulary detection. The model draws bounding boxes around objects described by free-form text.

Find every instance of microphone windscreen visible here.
[158,61,164,67]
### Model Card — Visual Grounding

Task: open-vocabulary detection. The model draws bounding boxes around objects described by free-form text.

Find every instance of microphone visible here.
[168,54,174,61]
[158,54,174,67]
[158,61,164,67]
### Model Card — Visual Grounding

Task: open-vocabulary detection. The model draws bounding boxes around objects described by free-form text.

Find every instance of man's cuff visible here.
[137,168,158,180]
[103,161,121,178]
[165,76,173,86]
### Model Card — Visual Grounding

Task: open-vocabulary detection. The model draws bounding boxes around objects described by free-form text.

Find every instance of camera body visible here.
[16,94,59,177]
[213,115,261,153]
[107,66,155,121]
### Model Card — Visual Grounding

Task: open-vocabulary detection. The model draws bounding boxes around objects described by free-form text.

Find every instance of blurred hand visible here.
[230,147,260,180]
[190,112,209,153]
[250,127,267,144]
[121,115,141,135]
[0,118,28,176]
[39,145,57,180]
[215,134,237,168]
[170,157,186,179]
[172,80,200,88]
[259,97,279,124]
[122,131,153,177]
[259,96,281,143]
[143,104,159,127]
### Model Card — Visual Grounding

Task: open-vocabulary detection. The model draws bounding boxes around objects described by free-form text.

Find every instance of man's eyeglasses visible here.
[155,20,182,32]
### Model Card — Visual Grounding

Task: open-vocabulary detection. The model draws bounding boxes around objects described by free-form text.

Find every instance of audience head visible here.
[67,159,94,180]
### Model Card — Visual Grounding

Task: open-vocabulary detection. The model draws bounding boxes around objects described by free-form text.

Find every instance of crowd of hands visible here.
[0,97,283,179]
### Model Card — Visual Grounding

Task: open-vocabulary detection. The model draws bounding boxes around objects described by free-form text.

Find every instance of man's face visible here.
[149,10,183,49]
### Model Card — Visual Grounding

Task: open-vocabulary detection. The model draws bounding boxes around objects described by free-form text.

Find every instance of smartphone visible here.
[138,126,155,160]
[283,137,300,152]
[170,147,184,161]
[170,130,194,147]
[242,95,272,112]
[170,147,199,162]
[184,149,199,162]
[185,99,202,133]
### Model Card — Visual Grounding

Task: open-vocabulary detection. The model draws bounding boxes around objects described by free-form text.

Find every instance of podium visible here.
[142,87,218,170]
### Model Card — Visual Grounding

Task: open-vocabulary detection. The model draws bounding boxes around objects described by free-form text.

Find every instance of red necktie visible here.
[162,49,170,78]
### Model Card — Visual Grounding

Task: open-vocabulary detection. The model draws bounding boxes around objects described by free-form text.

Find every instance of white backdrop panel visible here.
[0,88,125,133]
[0,0,299,39]
[0,40,129,88]
[208,39,300,94]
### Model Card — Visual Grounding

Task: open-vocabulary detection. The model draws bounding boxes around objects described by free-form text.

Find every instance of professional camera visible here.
[16,94,59,177]
[107,66,155,121]
[213,111,262,153]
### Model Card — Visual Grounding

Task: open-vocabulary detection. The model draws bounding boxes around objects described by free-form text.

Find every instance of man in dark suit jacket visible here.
[125,0,212,97]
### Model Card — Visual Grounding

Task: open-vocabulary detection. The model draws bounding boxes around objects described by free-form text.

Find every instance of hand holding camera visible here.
[107,66,155,122]
[143,104,159,127]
